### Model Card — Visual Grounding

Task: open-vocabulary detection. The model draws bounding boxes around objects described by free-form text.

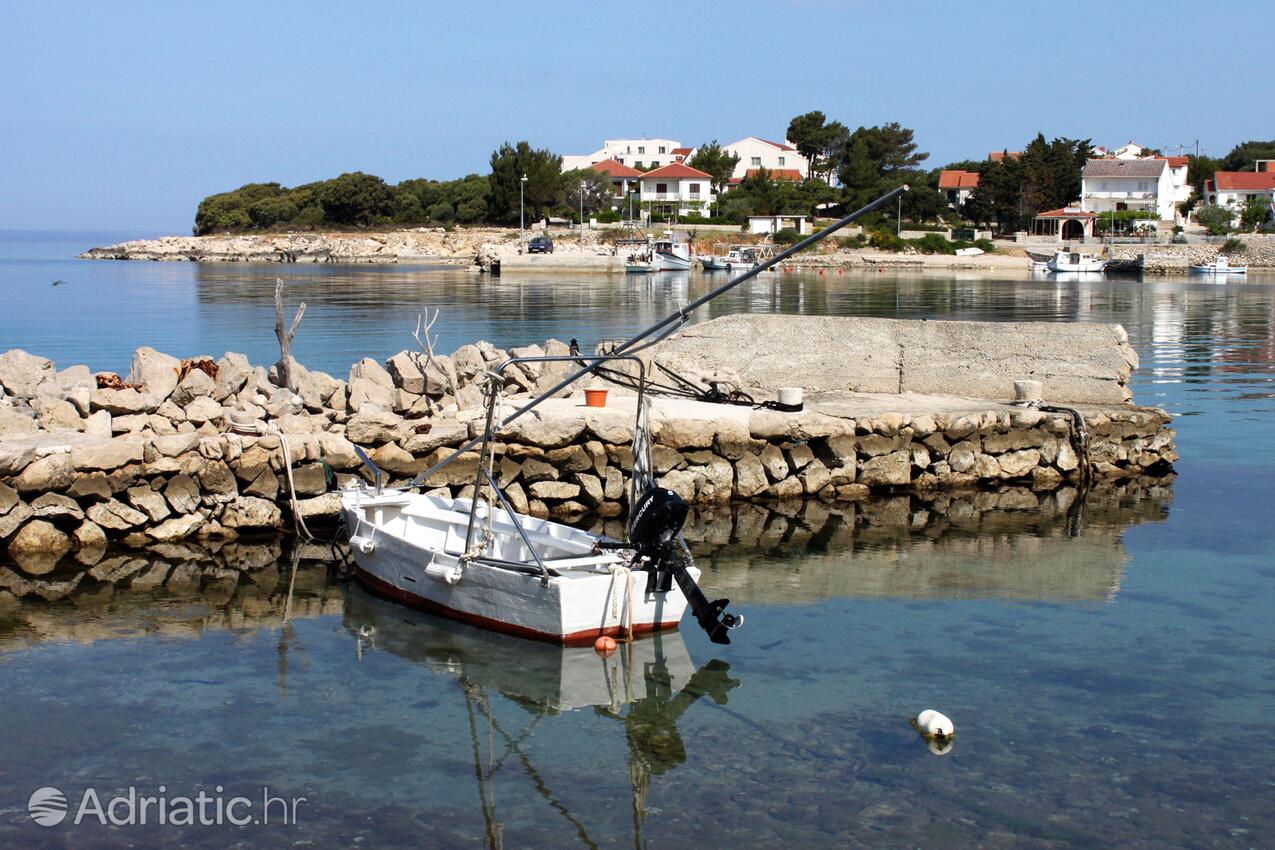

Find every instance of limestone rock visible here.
[1056,440,1079,472]
[30,492,84,521]
[370,444,422,476]
[401,420,467,455]
[386,351,427,394]
[221,496,283,530]
[758,444,789,482]
[347,375,395,412]
[170,368,215,407]
[244,466,279,499]
[91,388,157,415]
[656,417,717,450]
[972,453,1002,478]
[858,451,911,487]
[195,458,237,497]
[164,474,201,514]
[452,344,486,383]
[127,484,171,522]
[0,408,39,436]
[8,519,71,566]
[499,410,585,449]
[213,352,253,401]
[181,395,221,425]
[575,472,604,505]
[346,409,404,446]
[734,453,768,498]
[0,350,56,398]
[799,458,832,494]
[71,437,144,471]
[84,410,112,437]
[13,453,75,493]
[547,444,593,473]
[0,501,34,539]
[0,482,15,515]
[147,513,204,542]
[657,469,700,502]
[317,432,360,470]
[787,444,814,471]
[72,520,108,550]
[86,499,148,531]
[68,471,112,501]
[295,493,343,521]
[997,448,1041,478]
[33,397,83,432]
[528,480,580,500]
[126,347,181,400]
[768,476,803,499]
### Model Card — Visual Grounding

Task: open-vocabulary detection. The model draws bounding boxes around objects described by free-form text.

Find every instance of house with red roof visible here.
[938,170,980,208]
[1201,164,1275,225]
[638,162,715,217]
[588,159,643,207]
[722,137,809,181]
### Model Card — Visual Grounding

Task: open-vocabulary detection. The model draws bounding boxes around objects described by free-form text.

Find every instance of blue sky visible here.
[3,0,1270,232]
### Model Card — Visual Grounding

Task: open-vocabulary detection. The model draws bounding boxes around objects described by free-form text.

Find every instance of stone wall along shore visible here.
[1109,234,1275,272]
[0,316,1175,572]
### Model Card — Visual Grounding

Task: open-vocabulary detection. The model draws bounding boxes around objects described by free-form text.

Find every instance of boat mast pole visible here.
[407,185,908,490]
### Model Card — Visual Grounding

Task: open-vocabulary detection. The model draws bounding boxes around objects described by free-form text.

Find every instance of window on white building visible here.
[1138,181,1148,192]
[656,183,667,195]
[778,156,785,166]
[617,157,624,164]
[689,183,700,196]
[638,146,645,154]
[751,156,761,166]
[658,146,666,154]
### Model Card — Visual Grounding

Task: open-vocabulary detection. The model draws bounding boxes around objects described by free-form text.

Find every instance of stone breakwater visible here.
[0,317,1176,569]
[1109,235,1275,272]
[78,227,601,266]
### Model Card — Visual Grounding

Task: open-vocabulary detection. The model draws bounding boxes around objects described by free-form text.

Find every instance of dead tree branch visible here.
[274,279,307,391]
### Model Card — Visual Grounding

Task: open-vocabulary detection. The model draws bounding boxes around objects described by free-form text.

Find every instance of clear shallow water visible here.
[1,232,1274,847]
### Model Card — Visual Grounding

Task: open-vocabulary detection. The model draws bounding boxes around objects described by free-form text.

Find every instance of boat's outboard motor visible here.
[628,485,742,645]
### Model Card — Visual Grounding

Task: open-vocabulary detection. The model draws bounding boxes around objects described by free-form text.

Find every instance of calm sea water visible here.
[1,230,1274,847]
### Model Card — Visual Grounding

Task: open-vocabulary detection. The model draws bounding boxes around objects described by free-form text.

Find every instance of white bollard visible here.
[777,387,804,408]
[914,709,955,738]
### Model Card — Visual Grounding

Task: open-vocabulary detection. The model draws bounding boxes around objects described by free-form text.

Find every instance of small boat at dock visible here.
[1047,250,1107,274]
[1189,256,1247,276]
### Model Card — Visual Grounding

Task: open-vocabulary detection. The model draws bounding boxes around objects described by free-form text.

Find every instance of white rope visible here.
[609,564,635,642]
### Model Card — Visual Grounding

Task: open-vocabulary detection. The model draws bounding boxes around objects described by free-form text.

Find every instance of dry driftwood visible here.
[274,279,307,392]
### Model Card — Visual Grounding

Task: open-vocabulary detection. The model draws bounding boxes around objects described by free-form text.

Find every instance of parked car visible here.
[527,236,554,254]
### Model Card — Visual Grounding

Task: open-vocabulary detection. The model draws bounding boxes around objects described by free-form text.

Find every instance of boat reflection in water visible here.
[343,586,740,848]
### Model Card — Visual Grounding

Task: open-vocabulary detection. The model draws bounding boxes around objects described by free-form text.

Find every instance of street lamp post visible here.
[519,174,527,248]
[579,181,585,250]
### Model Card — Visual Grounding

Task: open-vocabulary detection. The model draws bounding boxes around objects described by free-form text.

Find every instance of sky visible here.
[2,0,1271,233]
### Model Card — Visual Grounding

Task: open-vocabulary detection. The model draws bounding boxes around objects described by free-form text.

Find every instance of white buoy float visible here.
[911,709,955,755]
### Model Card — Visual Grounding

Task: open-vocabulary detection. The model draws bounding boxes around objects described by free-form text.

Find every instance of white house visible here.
[638,163,714,217]
[722,137,809,182]
[1080,158,1179,221]
[1201,167,1275,224]
[562,138,683,173]
[938,170,980,208]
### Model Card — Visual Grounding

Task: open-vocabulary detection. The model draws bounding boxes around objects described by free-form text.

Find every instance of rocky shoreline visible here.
[0,316,1176,575]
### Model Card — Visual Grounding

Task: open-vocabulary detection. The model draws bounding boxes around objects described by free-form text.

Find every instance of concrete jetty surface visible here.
[0,316,1174,570]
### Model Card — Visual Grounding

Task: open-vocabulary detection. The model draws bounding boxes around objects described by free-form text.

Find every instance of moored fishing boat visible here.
[1047,250,1107,273]
[1189,256,1247,276]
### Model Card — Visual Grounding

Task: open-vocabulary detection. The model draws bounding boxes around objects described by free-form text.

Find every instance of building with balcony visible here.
[1080,158,1178,221]
[588,159,643,209]
[562,138,683,173]
[638,163,714,217]
[721,137,809,181]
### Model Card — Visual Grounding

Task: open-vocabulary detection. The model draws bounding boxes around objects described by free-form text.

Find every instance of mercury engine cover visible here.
[628,485,742,644]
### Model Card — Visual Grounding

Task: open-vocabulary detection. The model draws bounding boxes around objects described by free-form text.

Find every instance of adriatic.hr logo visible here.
[25,784,306,827]
[27,787,69,826]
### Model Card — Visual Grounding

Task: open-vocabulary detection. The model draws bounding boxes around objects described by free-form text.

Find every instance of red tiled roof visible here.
[759,138,796,151]
[743,168,804,181]
[640,162,712,180]
[1165,156,1189,168]
[590,158,642,178]
[989,150,1021,162]
[1035,207,1098,219]
[938,170,980,190]
[671,147,693,157]
[1214,171,1275,191]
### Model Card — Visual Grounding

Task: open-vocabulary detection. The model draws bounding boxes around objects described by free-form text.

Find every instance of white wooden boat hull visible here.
[1047,259,1107,273]
[341,489,694,645]
[653,252,693,271]
[1190,264,1246,275]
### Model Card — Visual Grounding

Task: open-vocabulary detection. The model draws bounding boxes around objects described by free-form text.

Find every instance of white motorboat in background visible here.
[700,243,774,272]
[1189,256,1247,276]
[1047,250,1107,273]
[651,237,693,271]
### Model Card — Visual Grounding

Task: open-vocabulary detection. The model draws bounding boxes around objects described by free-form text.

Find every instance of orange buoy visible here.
[594,635,617,654]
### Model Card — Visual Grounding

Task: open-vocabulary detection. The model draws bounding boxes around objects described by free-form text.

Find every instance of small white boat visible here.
[342,349,741,647]
[651,238,693,271]
[1047,250,1107,274]
[1190,256,1247,275]
[342,488,697,645]
[699,244,774,272]
[626,259,655,274]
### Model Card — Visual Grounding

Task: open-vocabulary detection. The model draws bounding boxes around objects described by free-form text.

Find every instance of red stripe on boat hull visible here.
[353,567,681,646]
